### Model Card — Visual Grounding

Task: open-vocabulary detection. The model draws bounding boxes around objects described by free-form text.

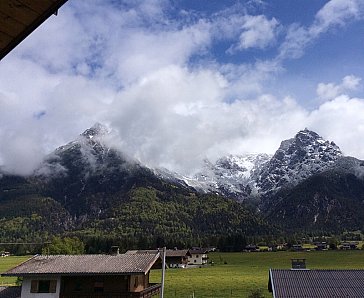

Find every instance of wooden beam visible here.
[0,0,68,61]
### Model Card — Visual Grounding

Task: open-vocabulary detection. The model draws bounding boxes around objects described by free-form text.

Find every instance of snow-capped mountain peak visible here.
[257,129,342,194]
[173,129,345,201]
[81,123,109,139]
[186,153,271,199]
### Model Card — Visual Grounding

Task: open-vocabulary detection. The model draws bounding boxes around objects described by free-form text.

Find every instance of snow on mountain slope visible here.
[33,125,357,205]
[35,123,136,179]
[189,153,271,199]
[257,129,342,195]
[171,129,346,200]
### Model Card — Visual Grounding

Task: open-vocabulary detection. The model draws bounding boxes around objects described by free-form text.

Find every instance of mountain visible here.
[2,124,364,250]
[192,154,271,199]
[182,129,343,200]
[34,123,159,216]
[265,158,364,232]
[0,124,272,253]
[178,129,364,232]
[257,129,342,196]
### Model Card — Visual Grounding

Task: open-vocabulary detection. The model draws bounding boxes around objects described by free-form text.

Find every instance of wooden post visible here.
[160,247,166,298]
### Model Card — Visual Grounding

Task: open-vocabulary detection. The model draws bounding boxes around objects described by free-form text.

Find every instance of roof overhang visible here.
[1,253,161,277]
[0,0,68,60]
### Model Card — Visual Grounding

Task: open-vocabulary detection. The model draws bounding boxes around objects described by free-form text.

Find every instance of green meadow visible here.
[150,250,364,298]
[2,251,364,297]
[0,256,29,286]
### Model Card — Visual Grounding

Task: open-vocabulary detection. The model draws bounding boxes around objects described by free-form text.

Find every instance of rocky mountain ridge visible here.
[176,129,347,202]
[1,123,364,247]
[0,124,272,251]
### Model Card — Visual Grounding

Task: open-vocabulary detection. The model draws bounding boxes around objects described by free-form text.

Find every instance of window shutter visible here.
[49,280,57,293]
[30,280,39,293]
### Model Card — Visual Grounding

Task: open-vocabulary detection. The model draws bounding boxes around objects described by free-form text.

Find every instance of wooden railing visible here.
[60,283,161,298]
[129,284,161,298]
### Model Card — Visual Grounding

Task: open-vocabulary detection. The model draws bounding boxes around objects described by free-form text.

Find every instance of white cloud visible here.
[316,75,361,101]
[308,95,364,158]
[1,0,364,177]
[312,0,363,34]
[102,64,311,174]
[278,0,364,61]
[228,15,279,52]
[342,75,362,90]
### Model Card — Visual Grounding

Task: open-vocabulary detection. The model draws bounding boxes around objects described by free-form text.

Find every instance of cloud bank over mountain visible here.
[0,0,364,176]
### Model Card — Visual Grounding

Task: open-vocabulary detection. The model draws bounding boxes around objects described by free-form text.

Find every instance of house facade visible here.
[187,248,208,265]
[2,253,161,298]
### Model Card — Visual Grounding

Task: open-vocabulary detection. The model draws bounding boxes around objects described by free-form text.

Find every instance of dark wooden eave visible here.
[0,0,68,61]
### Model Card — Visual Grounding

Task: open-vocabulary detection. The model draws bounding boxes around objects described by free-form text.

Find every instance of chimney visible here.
[291,258,306,269]
[110,246,120,255]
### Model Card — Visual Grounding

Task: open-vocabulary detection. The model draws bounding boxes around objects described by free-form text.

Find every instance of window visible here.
[94,281,104,293]
[30,280,57,293]
[74,281,82,292]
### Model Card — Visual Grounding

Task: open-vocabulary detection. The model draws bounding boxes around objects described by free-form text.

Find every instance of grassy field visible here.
[2,251,364,297]
[0,256,29,286]
[150,250,364,298]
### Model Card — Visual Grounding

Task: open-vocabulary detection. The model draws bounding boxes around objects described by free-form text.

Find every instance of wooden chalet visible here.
[268,269,364,297]
[1,253,161,298]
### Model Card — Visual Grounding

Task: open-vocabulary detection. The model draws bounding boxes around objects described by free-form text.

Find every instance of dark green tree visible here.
[42,236,84,255]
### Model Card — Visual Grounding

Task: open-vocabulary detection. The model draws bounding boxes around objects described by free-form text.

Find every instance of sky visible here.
[1,0,364,176]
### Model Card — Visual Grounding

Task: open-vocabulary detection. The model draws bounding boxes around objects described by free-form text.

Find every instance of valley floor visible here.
[2,251,364,297]
[150,250,364,297]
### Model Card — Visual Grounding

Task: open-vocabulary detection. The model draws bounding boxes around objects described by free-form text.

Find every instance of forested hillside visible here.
[0,173,273,253]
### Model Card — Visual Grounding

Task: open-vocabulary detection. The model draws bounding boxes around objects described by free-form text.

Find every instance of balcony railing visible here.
[130,283,161,298]
[61,283,161,298]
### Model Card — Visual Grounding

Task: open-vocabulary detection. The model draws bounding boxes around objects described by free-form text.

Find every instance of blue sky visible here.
[0,0,364,175]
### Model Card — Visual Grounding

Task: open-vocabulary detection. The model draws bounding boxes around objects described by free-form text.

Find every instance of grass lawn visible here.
[0,256,30,286]
[2,251,364,297]
[150,250,364,298]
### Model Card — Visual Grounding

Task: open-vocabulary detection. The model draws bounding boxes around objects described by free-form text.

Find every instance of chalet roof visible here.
[0,286,21,298]
[269,269,364,298]
[126,249,191,258]
[166,249,190,257]
[189,248,208,255]
[0,0,68,60]
[2,253,160,277]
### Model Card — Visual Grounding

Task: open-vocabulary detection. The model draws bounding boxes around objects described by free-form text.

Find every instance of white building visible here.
[187,248,208,265]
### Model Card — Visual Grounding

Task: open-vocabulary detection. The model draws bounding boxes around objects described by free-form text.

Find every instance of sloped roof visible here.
[166,249,190,257]
[189,248,208,255]
[0,0,68,60]
[126,249,190,258]
[269,269,364,298]
[2,253,160,277]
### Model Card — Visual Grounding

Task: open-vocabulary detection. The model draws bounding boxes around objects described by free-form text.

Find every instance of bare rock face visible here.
[257,129,342,196]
